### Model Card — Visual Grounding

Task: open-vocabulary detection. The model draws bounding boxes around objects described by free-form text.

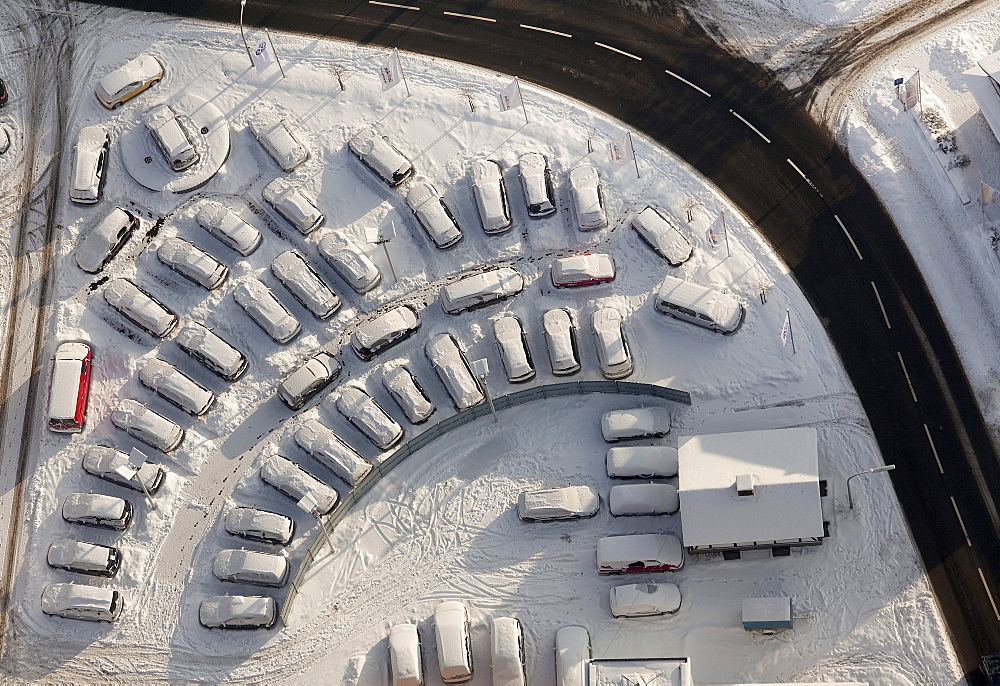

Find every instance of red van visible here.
[48,342,92,433]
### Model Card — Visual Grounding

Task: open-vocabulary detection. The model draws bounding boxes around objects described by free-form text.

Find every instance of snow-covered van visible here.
[41,583,124,622]
[555,626,590,686]
[348,125,414,186]
[606,446,678,479]
[110,398,184,453]
[69,125,110,204]
[47,342,92,433]
[47,539,122,577]
[388,623,424,686]
[596,533,684,574]
[434,601,473,683]
[654,274,745,334]
[440,268,524,314]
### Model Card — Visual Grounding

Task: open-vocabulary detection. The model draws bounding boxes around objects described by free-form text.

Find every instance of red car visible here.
[48,342,92,433]
[550,253,616,288]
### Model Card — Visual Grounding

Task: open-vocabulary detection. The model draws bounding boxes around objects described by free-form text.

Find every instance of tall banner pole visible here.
[395,48,411,97]
[514,77,528,124]
[627,131,639,179]
[722,211,731,259]
[787,308,797,354]
[266,29,286,79]
[984,182,988,230]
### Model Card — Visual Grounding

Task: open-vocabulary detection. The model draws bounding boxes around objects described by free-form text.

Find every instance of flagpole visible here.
[917,70,922,114]
[984,182,988,230]
[626,131,639,179]
[395,48,410,97]
[787,308,796,354]
[722,211,730,259]
[266,29,285,79]
[514,77,527,124]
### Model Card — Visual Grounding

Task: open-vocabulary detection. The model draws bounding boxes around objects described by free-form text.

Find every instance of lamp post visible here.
[239,0,252,66]
[365,222,397,281]
[847,464,896,509]
[471,358,497,424]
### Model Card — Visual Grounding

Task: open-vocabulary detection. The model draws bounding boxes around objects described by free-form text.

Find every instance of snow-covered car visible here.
[601,407,671,443]
[470,158,512,234]
[551,253,616,288]
[95,53,163,108]
[199,595,277,630]
[440,267,524,314]
[606,446,678,479]
[596,533,684,574]
[348,125,414,186]
[592,307,632,380]
[111,398,185,453]
[196,201,262,256]
[518,152,556,218]
[277,351,341,410]
[351,305,420,360]
[568,165,607,230]
[382,366,435,424]
[70,125,110,204]
[175,322,248,381]
[213,549,289,587]
[317,232,381,294]
[41,583,124,623]
[425,333,484,411]
[76,207,139,273]
[103,278,178,338]
[0,125,9,155]
[139,358,216,416]
[516,485,600,522]
[233,279,301,344]
[47,539,122,577]
[225,507,295,546]
[47,341,92,434]
[434,601,473,683]
[542,308,580,376]
[144,104,200,171]
[62,493,133,531]
[249,113,309,172]
[259,454,339,515]
[405,180,463,249]
[271,250,341,319]
[336,386,404,450]
[609,582,681,617]
[654,274,745,335]
[263,178,323,235]
[609,483,679,516]
[388,623,423,686]
[555,626,590,686]
[632,206,692,265]
[491,617,526,686]
[494,316,534,383]
[293,419,372,487]
[82,445,166,494]
[156,237,228,290]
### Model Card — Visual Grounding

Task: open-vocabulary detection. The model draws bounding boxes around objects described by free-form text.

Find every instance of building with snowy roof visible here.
[587,657,692,686]
[966,50,1000,146]
[677,427,824,557]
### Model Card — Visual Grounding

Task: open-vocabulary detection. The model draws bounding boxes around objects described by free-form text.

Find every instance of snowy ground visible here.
[0,1,979,683]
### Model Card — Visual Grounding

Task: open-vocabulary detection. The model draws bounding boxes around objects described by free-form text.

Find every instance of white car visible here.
[196,201,262,256]
[41,583,124,622]
[494,316,534,383]
[175,322,248,381]
[491,617,526,686]
[542,308,580,376]
[213,549,289,587]
[440,267,524,314]
[95,53,163,108]
[551,253,615,288]
[263,178,323,234]
[425,334,484,411]
[518,152,556,217]
[62,493,133,531]
[225,507,295,546]
[103,278,178,338]
[317,233,381,294]
[271,250,341,320]
[555,626,590,686]
[157,237,228,290]
[592,308,632,380]
[609,483,679,516]
[406,180,463,249]
[632,206,693,266]
[606,446,678,479]
[76,207,140,273]
[336,386,404,450]
[294,419,372,487]
[382,366,435,424]
[516,485,600,522]
[144,104,200,172]
[47,539,122,577]
[82,445,166,494]
[277,351,342,410]
[351,305,420,360]
[601,407,671,442]
[200,595,276,629]
[259,454,338,515]
[139,358,216,416]
[70,125,110,204]
[233,279,301,344]
[348,125,414,186]
[111,399,185,453]
[568,165,607,230]
[249,113,309,172]
[388,623,424,686]
[609,582,681,618]
[470,158,511,234]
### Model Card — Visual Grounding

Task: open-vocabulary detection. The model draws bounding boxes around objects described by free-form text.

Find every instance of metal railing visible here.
[279,380,691,623]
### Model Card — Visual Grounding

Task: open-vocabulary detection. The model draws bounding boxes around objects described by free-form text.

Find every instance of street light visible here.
[296,494,335,555]
[847,464,896,509]
[471,358,497,424]
[239,0,252,66]
[365,222,398,281]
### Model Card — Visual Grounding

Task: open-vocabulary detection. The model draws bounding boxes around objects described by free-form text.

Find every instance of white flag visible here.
[901,71,920,111]
[251,35,277,74]
[379,51,402,91]
[780,311,791,347]
[127,447,148,470]
[497,79,522,112]
[983,182,1000,204]
[608,133,633,169]
[706,214,724,252]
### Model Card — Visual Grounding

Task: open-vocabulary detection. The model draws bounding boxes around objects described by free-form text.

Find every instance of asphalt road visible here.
[71,0,1000,677]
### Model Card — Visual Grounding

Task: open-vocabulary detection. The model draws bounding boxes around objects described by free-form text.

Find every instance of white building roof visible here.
[677,427,823,548]
[964,63,1000,146]
[588,658,692,686]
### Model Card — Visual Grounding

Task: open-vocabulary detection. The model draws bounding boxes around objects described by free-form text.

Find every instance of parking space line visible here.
[519,24,572,37]
[951,496,972,547]
[923,423,944,474]
[980,568,1000,621]
[729,110,770,143]
[369,1,420,9]
[897,352,917,403]
[443,11,495,22]
[664,69,711,97]
[595,42,642,60]
[834,215,863,260]
[870,281,891,329]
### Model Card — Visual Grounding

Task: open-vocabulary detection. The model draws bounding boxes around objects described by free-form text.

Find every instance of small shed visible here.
[742,597,793,631]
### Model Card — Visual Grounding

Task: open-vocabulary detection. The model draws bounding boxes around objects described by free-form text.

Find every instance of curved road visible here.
[73,0,1000,677]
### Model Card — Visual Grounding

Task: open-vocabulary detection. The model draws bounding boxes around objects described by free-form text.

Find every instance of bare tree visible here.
[459,87,476,113]
[682,197,701,223]
[331,64,346,92]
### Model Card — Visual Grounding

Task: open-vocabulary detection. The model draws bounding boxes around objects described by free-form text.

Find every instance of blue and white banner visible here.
[497,79,522,112]
[380,51,402,91]
[252,35,277,74]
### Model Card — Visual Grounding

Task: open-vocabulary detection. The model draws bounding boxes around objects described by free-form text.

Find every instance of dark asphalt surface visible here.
[76,0,1000,677]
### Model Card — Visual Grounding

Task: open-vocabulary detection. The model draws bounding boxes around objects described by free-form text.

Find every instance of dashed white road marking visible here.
[870,281,891,329]
[834,214,863,260]
[595,42,642,60]
[729,109,770,143]
[519,24,571,37]
[664,69,711,97]
[369,1,420,10]
[443,11,495,22]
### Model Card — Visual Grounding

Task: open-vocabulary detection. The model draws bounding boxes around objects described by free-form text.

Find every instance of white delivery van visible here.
[596,533,684,574]
[434,600,473,683]
[654,274,745,334]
